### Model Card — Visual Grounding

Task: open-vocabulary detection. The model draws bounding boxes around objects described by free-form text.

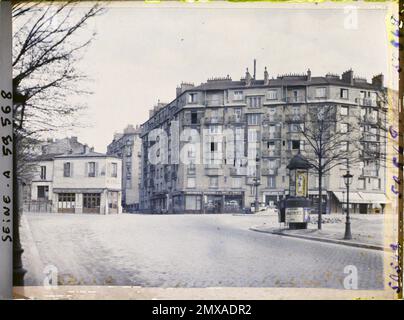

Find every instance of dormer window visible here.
[234,91,243,101]
[188,93,197,103]
[267,90,277,100]
[315,87,326,98]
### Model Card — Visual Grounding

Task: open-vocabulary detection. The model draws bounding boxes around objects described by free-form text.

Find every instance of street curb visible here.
[250,227,389,252]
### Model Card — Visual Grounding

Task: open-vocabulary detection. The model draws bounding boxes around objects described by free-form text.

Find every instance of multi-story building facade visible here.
[107,124,142,212]
[27,150,122,214]
[139,68,388,214]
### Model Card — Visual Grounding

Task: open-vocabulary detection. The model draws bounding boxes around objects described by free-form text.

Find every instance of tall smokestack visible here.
[253,59,256,80]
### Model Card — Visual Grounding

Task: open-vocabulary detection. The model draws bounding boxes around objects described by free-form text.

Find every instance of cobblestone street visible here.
[21,213,384,290]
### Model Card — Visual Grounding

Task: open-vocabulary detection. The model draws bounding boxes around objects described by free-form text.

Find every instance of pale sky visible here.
[53,2,393,152]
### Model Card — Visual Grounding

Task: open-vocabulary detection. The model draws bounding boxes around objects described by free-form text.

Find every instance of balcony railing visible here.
[229,167,247,176]
[262,114,282,123]
[361,114,379,124]
[362,133,379,142]
[205,167,223,175]
[285,114,304,122]
[262,131,281,140]
[204,116,224,124]
[261,167,278,175]
[362,168,379,177]
[262,149,281,157]
[206,99,224,106]
[356,98,378,107]
[284,96,306,103]
[227,115,244,123]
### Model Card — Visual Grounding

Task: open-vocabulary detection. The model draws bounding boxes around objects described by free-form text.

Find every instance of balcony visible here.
[362,168,379,177]
[205,167,223,175]
[261,167,278,175]
[262,149,281,157]
[262,131,281,140]
[262,114,282,123]
[229,167,247,176]
[356,98,378,107]
[285,114,304,122]
[361,114,379,125]
[187,167,196,176]
[284,96,306,103]
[227,115,244,124]
[362,133,379,142]
[204,116,224,124]
[205,98,224,107]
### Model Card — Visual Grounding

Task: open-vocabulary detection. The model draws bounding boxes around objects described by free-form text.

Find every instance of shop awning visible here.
[333,191,367,204]
[358,192,389,204]
[333,191,389,204]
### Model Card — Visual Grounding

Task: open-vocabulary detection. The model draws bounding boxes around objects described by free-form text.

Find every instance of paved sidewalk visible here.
[250,214,388,251]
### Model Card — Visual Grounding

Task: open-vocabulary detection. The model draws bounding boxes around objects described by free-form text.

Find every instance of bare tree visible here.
[298,93,388,229]
[298,104,362,230]
[11,0,105,285]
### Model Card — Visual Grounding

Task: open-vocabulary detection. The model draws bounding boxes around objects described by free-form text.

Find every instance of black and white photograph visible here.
[0,0,402,301]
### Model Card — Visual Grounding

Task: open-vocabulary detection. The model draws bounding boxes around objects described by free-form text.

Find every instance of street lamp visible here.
[343,171,353,240]
[254,156,260,213]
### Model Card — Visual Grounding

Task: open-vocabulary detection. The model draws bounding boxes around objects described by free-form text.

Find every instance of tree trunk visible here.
[318,171,322,230]
[13,134,26,286]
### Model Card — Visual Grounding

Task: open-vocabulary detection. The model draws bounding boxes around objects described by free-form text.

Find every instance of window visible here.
[340,123,349,133]
[191,111,198,124]
[291,140,300,150]
[247,96,262,108]
[340,106,348,116]
[40,166,46,180]
[88,162,96,177]
[232,177,241,188]
[267,90,277,100]
[372,178,381,190]
[209,125,222,134]
[315,87,326,98]
[234,91,243,101]
[267,141,275,150]
[187,177,196,188]
[358,178,365,189]
[248,130,258,142]
[340,88,348,99]
[83,193,100,209]
[63,162,71,177]
[37,186,49,199]
[111,162,118,177]
[234,108,242,120]
[267,176,276,188]
[247,114,261,125]
[209,176,219,188]
[210,142,218,152]
[188,93,197,103]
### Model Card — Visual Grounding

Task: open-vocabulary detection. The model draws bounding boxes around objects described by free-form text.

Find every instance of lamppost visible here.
[342,190,345,214]
[254,156,260,213]
[343,171,353,240]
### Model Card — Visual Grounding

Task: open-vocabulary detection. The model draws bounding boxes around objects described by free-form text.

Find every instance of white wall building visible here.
[29,151,122,214]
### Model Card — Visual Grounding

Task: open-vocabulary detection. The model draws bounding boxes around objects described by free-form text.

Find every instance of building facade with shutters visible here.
[107,124,142,212]
[27,150,122,214]
[139,67,388,214]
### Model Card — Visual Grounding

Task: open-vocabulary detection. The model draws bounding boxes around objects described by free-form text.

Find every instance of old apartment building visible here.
[107,124,142,212]
[26,142,122,214]
[139,67,388,214]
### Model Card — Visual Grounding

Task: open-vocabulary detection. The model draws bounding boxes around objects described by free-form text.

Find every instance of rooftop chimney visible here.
[307,68,311,81]
[245,68,252,86]
[264,66,269,85]
[253,59,256,80]
[341,69,354,85]
[372,73,384,88]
